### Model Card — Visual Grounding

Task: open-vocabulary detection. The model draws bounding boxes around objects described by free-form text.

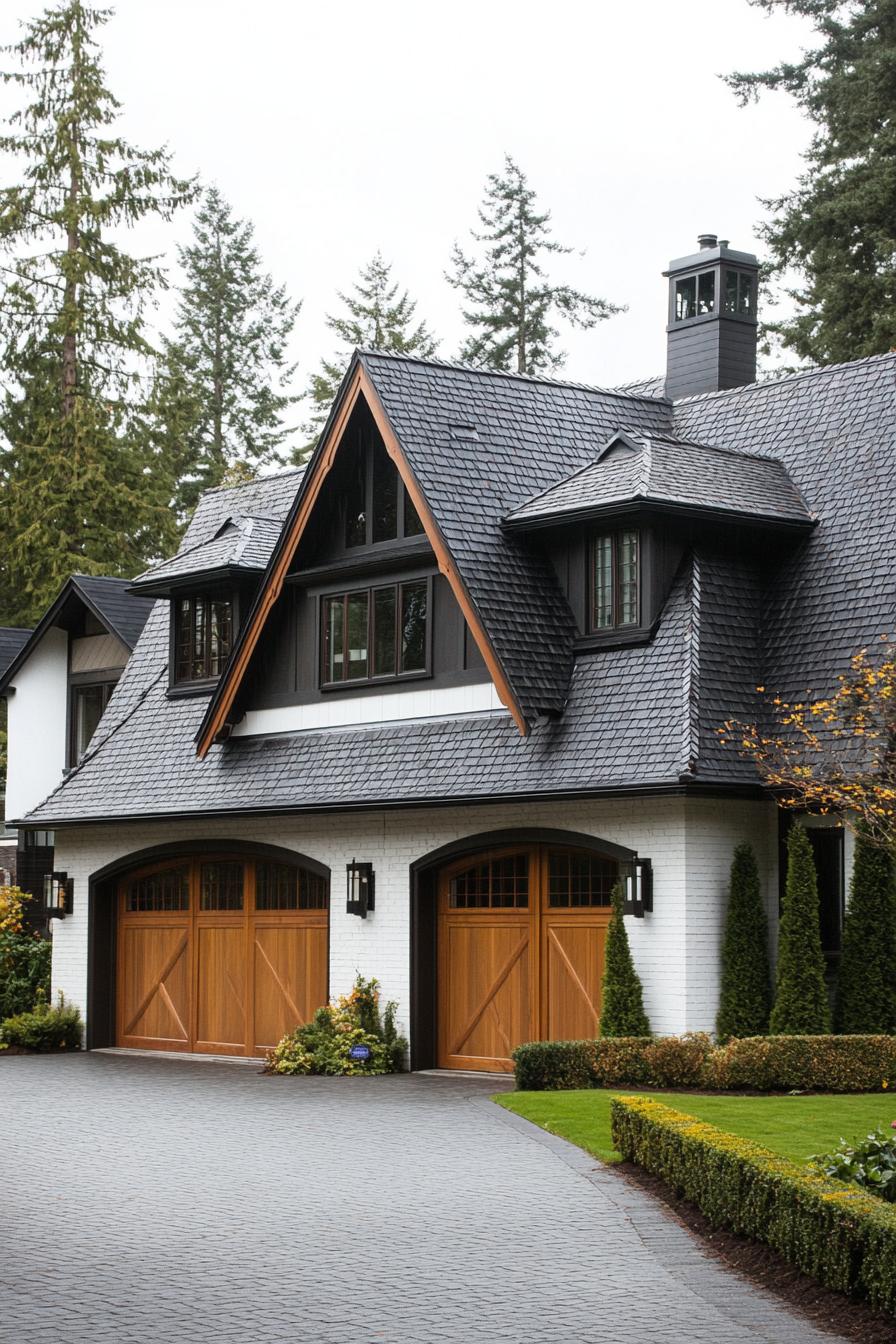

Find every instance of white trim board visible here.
[232,682,506,737]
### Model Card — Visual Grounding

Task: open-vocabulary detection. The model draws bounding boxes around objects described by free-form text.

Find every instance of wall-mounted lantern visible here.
[623,857,653,919]
[43,871,73,919]
[346,860,375,919]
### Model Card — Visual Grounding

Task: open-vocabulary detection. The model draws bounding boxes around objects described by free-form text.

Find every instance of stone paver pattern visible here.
[1,1054,845,1344]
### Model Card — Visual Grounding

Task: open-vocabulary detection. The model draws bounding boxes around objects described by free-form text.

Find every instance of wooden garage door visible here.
[116,855,328,1056]
[437,846,616,1072]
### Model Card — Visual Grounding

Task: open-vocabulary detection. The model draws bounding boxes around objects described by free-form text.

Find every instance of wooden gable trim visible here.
[196,362,527,757]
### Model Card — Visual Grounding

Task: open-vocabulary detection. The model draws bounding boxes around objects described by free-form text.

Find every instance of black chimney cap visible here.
[697,233,718,250]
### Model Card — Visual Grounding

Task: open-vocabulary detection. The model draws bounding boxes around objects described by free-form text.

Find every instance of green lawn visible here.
[497,1089,896,1165]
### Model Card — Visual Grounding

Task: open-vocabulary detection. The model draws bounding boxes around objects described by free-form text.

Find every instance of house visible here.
[0,576,153,904]
[13,234,891,1070]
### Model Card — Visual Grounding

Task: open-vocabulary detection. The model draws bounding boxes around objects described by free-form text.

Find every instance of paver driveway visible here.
[2,1053,844,1344]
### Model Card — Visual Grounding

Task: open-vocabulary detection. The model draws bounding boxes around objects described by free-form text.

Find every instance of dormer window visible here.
[321,579,429,687]
[175,595,233,683]
[345,437,424,549]
[590,531,640,631]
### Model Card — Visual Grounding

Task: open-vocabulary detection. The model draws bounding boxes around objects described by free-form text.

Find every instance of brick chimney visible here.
[664,235,759,400]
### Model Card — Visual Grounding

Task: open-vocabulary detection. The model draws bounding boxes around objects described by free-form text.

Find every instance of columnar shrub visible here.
[599,881,650,1038]
[716,843,771,1041]
[770,825,830,1035]
[834,826,896,1035]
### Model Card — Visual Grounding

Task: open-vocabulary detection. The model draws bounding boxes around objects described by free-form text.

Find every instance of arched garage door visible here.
[438,844,618,1071]
[116,854,329,1056]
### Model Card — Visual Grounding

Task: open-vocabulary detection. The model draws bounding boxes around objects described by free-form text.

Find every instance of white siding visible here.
[51,794,779,1048]
[231,683,506,736]
[5,627,69,821]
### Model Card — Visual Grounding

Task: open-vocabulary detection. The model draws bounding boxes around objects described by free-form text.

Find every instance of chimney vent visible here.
[663,236,760,399]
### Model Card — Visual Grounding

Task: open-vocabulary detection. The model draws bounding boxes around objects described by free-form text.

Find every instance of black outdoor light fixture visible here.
[43,871,73,919]
[623,857,653,919]
[346,860,375,918]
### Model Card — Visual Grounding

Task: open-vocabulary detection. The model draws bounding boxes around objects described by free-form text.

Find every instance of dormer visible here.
[130,514,283,696]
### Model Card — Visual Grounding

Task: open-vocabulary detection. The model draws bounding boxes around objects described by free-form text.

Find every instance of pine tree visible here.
[158,186,302,508]
[302,252,437,453]
[770,825,831,1035]
[599,881,651,1038]
[0,1,194,622]
[834,827,896,1034]
[716,843,772,1042]
[447,155,623,375]
[727,1,896,364]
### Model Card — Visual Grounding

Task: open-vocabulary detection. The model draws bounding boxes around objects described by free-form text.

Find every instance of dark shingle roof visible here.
[71,576,154,649]
[19,350,896,826]
[132,513,287,593]
[505,429,813,529]
[0,628,32,681]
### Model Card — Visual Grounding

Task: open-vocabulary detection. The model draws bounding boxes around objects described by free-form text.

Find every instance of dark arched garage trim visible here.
[408,828,636,1071]
[86,839,330,1050]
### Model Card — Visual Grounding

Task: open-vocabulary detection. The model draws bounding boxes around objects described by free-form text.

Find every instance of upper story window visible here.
[723,268,756,317]
[322,578,429,687]
[174,594,233,683]
[345,437,424,549]
[70,681,115,765]
[590,531,640,631]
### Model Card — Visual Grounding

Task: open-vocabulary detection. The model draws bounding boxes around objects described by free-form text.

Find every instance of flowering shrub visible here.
[266,975,408,1077]
[0,990,82,1052]
[812,1128,896,1203]
[0,886,50,1021]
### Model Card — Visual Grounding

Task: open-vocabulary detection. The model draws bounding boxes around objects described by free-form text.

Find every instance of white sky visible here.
[1,0,815,399]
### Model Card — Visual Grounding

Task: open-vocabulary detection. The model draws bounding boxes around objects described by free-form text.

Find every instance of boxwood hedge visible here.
[610,1096,896,1315]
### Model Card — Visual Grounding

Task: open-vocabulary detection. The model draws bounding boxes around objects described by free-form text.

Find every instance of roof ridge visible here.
[200,465,306,497]
[673,351,896,406]
[359,347,673,405]
[647,430,796,468]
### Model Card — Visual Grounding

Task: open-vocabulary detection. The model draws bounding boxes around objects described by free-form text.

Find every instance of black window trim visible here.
[345,435,424,552]
[171,592,235,688]
[67,676,118,768]
[319,575,433,691]
[588,528,641,634]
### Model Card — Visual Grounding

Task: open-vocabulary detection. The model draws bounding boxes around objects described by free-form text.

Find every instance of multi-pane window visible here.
[674,271,715,321]
[71,681,114,764]
[322,579,428,685]
[448,853,530,909]
[590,531,640,631]
[548,851,617,907]
[345,437,424,549]
[200,861,244,910]
[175,595,233,682]
[125,865,190,912]
[255,861,328,911]
[723,269,756,317]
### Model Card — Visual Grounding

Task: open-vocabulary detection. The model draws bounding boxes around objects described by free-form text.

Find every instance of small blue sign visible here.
[349,1044,371,1061]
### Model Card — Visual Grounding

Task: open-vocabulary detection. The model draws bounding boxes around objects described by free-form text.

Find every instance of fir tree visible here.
[834,826,896,1034]
[716,843,771,1042]
[0,1,194,622]
[158,186,302,508]
[599,881,651,1038]
[728,1,896,364]
[770,825,831,1035]
[448,155,623,375]
[302,252,437,453]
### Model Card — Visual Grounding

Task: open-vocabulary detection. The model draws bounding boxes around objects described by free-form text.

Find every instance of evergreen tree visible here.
[728,1,896,365]
[302,252,437,453]
[770,825,831,1035]
[599,882,651,1038]
[448,155,623,375]
[157,186,302,508]
[0,1,194,622]
[716,843,772,1041]
[834,826,896,1034]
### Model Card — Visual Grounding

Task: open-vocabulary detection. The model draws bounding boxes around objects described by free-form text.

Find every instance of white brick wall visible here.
[51,794,780,1046]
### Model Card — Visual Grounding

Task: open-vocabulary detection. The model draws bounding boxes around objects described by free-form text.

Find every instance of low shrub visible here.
[0,991,82,1052]
[266,975,408,1077]
[642,1033,713,1088]
[611,1095,896,1316]
[812,1128,896,1203]
[592,1037,654,1087]
[704,1034,896,1093]
[513,1040,597,1090]
[0,886,51,1020]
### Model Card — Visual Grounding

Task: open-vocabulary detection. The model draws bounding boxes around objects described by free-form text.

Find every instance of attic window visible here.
[590,531,640,631]
[174,595,233,683]
[345,437,424,548]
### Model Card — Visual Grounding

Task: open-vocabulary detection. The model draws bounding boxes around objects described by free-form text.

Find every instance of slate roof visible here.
[132,513,287,593]
[505,430,814,529]
[20,350,896,826]
[0,628,32,681]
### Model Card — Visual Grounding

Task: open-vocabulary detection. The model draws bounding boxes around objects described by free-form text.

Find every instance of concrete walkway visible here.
[1,1054,844,1343]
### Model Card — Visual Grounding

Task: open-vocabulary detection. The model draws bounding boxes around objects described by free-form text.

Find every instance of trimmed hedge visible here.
[610,1096,896,1316]
[512,1033,896,1092]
